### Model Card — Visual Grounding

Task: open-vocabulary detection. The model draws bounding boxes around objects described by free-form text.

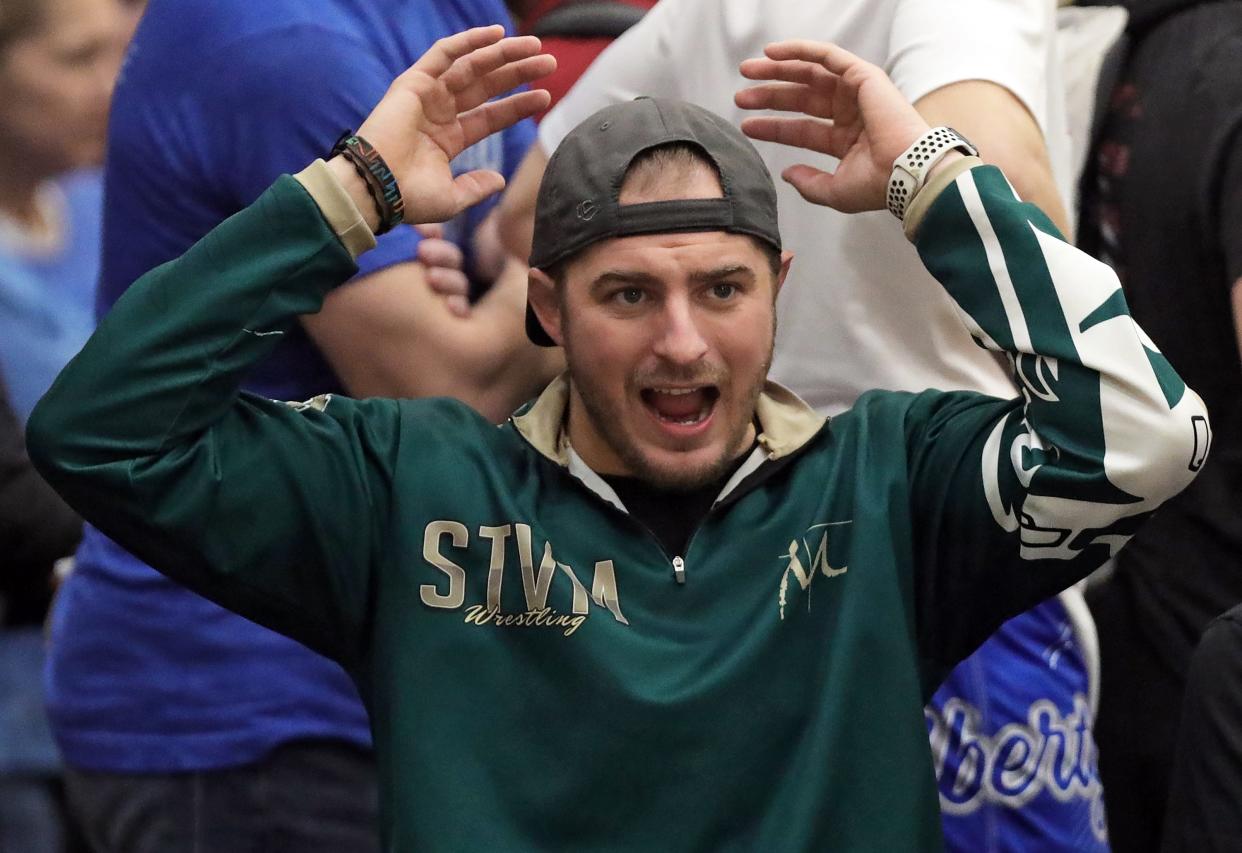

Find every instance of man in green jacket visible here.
[28,26,1208,851]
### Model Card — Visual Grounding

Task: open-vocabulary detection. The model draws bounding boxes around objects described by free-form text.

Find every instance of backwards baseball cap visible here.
[525,96,781,346]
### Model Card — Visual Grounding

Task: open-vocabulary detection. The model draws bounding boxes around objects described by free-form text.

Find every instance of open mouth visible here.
[640,386,720,426]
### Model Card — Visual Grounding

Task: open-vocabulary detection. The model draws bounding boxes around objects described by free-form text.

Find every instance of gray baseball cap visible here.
[526,96,782,346]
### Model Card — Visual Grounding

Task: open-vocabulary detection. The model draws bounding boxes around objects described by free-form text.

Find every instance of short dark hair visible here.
[621,142,722,198]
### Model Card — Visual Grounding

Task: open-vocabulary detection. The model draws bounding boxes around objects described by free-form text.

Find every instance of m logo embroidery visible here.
[778,521,851,620]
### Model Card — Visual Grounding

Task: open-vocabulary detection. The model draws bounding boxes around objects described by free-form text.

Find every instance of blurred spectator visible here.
[1076,0,1242,850]
[0,1,126,850]
[43,1,556,851]
[0,376,83,851]
[493,1,1115,850]
[509,0,656,119]
[0,0,124,420]
[1161,604,1242,853]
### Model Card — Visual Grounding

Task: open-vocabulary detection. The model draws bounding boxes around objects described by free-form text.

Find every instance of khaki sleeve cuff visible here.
[903,155,984,242]
[294,159,377,260]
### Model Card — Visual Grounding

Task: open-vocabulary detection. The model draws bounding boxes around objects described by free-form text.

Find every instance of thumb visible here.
[782,164,841,209]
[451,170,507,214]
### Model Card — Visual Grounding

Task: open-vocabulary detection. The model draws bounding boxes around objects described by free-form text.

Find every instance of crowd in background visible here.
[0,0,1238,851]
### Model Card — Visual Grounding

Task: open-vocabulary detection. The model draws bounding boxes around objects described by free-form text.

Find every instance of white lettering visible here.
[926,695,1106,843]
[590,560,629,625]
[420,520,628,630]
[516,524,557,611]
[420,521,469,609]
[478,525,512,612]
[777,523,850,620]
[462,605,586,637]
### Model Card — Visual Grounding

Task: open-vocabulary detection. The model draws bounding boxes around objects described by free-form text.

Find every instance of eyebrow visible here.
[589,264,757,292]
[590,270,662,292]
[689,264,755,284]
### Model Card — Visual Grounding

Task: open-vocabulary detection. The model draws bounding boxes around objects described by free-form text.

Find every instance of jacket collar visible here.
[511,373,826,470]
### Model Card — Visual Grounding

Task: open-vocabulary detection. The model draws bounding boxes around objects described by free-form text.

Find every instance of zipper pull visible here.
[672,556,686,585]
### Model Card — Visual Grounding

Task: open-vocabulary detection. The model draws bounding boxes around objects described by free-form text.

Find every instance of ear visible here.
[774,250,794,297]
[527,267,565,346]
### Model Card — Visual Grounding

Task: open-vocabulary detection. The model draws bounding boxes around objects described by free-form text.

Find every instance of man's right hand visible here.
[330,26,555,229]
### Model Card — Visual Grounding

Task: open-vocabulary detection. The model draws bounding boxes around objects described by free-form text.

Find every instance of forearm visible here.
[914,80,1071,238]
[495,143,546,260]
[913,162,1208,559]
[438,256,564,419]
[303,253,561,422]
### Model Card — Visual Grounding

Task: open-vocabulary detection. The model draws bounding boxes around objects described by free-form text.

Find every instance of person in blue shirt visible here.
[0,172,101,422]
[0,0,127,850]
[45,2,559,850]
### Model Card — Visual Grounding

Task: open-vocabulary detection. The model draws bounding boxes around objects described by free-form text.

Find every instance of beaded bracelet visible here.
[330,131,405,235]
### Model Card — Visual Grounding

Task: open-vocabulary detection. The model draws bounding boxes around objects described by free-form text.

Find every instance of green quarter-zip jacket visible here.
[27,161,1208,851]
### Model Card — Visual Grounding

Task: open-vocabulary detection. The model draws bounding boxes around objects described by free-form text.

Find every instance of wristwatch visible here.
[886,127,978,221]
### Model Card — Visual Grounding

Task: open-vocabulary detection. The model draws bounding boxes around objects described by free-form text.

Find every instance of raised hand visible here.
[735,41,930,213]
[344,26,556,225]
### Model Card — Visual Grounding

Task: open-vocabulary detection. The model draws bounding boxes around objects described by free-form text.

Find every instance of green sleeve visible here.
[904,165,1211,682]
[26,176,398,666]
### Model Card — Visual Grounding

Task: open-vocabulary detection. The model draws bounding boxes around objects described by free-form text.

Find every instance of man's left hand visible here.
[735,40,930,214]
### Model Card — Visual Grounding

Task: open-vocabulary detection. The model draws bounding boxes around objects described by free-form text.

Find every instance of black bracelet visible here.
[330,131,405,235]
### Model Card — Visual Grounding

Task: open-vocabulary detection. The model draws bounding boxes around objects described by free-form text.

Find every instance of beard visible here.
[564,342,772,493]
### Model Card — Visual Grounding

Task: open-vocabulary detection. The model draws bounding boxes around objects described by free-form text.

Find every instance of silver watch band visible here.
[886,127,978,221]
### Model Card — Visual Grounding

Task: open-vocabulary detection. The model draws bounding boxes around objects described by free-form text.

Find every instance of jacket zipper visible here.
[586,494,706,586]
[671,556,686,585]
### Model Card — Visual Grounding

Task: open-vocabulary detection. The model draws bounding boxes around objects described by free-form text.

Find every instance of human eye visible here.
[708,282,739,300]
[611,287,646,306]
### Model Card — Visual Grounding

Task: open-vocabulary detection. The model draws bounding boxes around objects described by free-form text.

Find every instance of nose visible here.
[650,295,709,366]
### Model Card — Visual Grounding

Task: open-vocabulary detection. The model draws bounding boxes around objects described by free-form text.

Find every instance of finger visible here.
[416,222,445,240]
[763,40,868,78]
[456,89,551,148]
[450,53,558,115]
[417,237,466,272]
[734,81,836,119]
[450,169,507,212]
[739,57,838,89]
[440,35,545,93]
[425,265,471,299]
[412,25,507,78]
[445,294,472,318]
[740,115,846,159]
